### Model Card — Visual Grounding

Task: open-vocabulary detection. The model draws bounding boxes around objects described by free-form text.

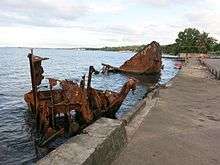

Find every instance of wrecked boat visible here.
[102,41,162,75]
[24,50,136,145]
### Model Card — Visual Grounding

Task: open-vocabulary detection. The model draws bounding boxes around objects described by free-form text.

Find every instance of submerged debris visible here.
[24,50,136,146]
[102,41,162,75]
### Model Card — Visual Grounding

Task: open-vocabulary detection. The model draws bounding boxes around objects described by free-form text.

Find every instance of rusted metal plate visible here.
[102,41,162,75]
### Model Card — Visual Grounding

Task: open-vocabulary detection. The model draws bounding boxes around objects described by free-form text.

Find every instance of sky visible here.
[0,0,220,48]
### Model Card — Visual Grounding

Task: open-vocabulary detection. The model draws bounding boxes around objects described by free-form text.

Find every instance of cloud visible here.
[0,0,90,27]
[0,0,126,27]
[1,0,220,47]
[88,1,125,14]
[130,0,203,7]
[184,1,220,38]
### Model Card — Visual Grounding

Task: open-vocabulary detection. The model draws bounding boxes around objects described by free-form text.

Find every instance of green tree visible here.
[175,28,217,54]
[175,28,200,53]
[213,43,220,52]
[161,43,178,55]
[196,32,217,53]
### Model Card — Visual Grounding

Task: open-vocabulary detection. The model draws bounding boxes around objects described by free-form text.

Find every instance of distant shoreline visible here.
[2,46,218,56]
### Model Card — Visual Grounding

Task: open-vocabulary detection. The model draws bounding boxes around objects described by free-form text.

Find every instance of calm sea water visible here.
[0,47,179,164]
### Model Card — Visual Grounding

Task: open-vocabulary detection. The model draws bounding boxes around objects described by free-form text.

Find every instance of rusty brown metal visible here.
[30,55,48,86]
[27,50,37,115]
[102,41,162,75]
[27,49,49,130]
[24,53,136,145]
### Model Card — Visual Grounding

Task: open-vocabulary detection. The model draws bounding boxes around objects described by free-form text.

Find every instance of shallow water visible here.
[0,48,179,164]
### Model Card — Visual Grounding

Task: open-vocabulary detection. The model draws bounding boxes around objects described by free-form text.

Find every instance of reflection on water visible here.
[0,47,179,164]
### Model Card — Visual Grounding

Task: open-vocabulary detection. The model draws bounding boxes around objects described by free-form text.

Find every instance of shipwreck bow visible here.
[102,41,162,75]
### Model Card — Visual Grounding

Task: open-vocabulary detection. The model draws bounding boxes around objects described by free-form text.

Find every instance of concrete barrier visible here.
[38,118,126,165]
[119,87,159,126]
[120,99,146,126]
[200,58,220,80]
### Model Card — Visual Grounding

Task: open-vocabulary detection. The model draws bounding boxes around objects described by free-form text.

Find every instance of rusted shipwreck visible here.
[102,41,162,75]
[24,50,136,144]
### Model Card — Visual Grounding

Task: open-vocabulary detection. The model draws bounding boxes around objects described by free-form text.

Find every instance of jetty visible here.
[113,58,220,165]
[162,55,185,61]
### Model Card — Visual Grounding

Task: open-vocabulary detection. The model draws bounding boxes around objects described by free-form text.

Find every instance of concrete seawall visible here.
[38,89,159,165]
[200,58,220,79]
[38,118,126,165]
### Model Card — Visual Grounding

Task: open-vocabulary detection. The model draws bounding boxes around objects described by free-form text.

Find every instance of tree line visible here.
[162,28,220,55]
[85,28,220,55]
[85,45,145,52]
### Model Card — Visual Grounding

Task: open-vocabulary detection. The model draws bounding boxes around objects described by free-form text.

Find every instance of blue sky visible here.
[0,0,219,48]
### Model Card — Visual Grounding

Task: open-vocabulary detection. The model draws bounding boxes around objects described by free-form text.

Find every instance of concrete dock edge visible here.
[120,87,159,126]
[120,99,146,126]
[200,58,220,79]
[123,89,159,141]
[37,118,126,165]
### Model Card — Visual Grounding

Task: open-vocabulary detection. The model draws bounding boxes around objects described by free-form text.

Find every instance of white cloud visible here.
[130,0,203,7]
[0,24,130,48]
[0,0,220,47]
[185,0,220,38]
[0,0,126,27]
[0,0,89,27]
[88,1,125,14]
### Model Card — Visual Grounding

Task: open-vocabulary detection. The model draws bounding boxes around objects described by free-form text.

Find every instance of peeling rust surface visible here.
[31,55,48,86]
[102,41,162,75]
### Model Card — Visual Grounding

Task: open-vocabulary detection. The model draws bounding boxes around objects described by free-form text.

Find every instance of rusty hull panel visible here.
[119,41,162,74]
[101,41,162,75]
